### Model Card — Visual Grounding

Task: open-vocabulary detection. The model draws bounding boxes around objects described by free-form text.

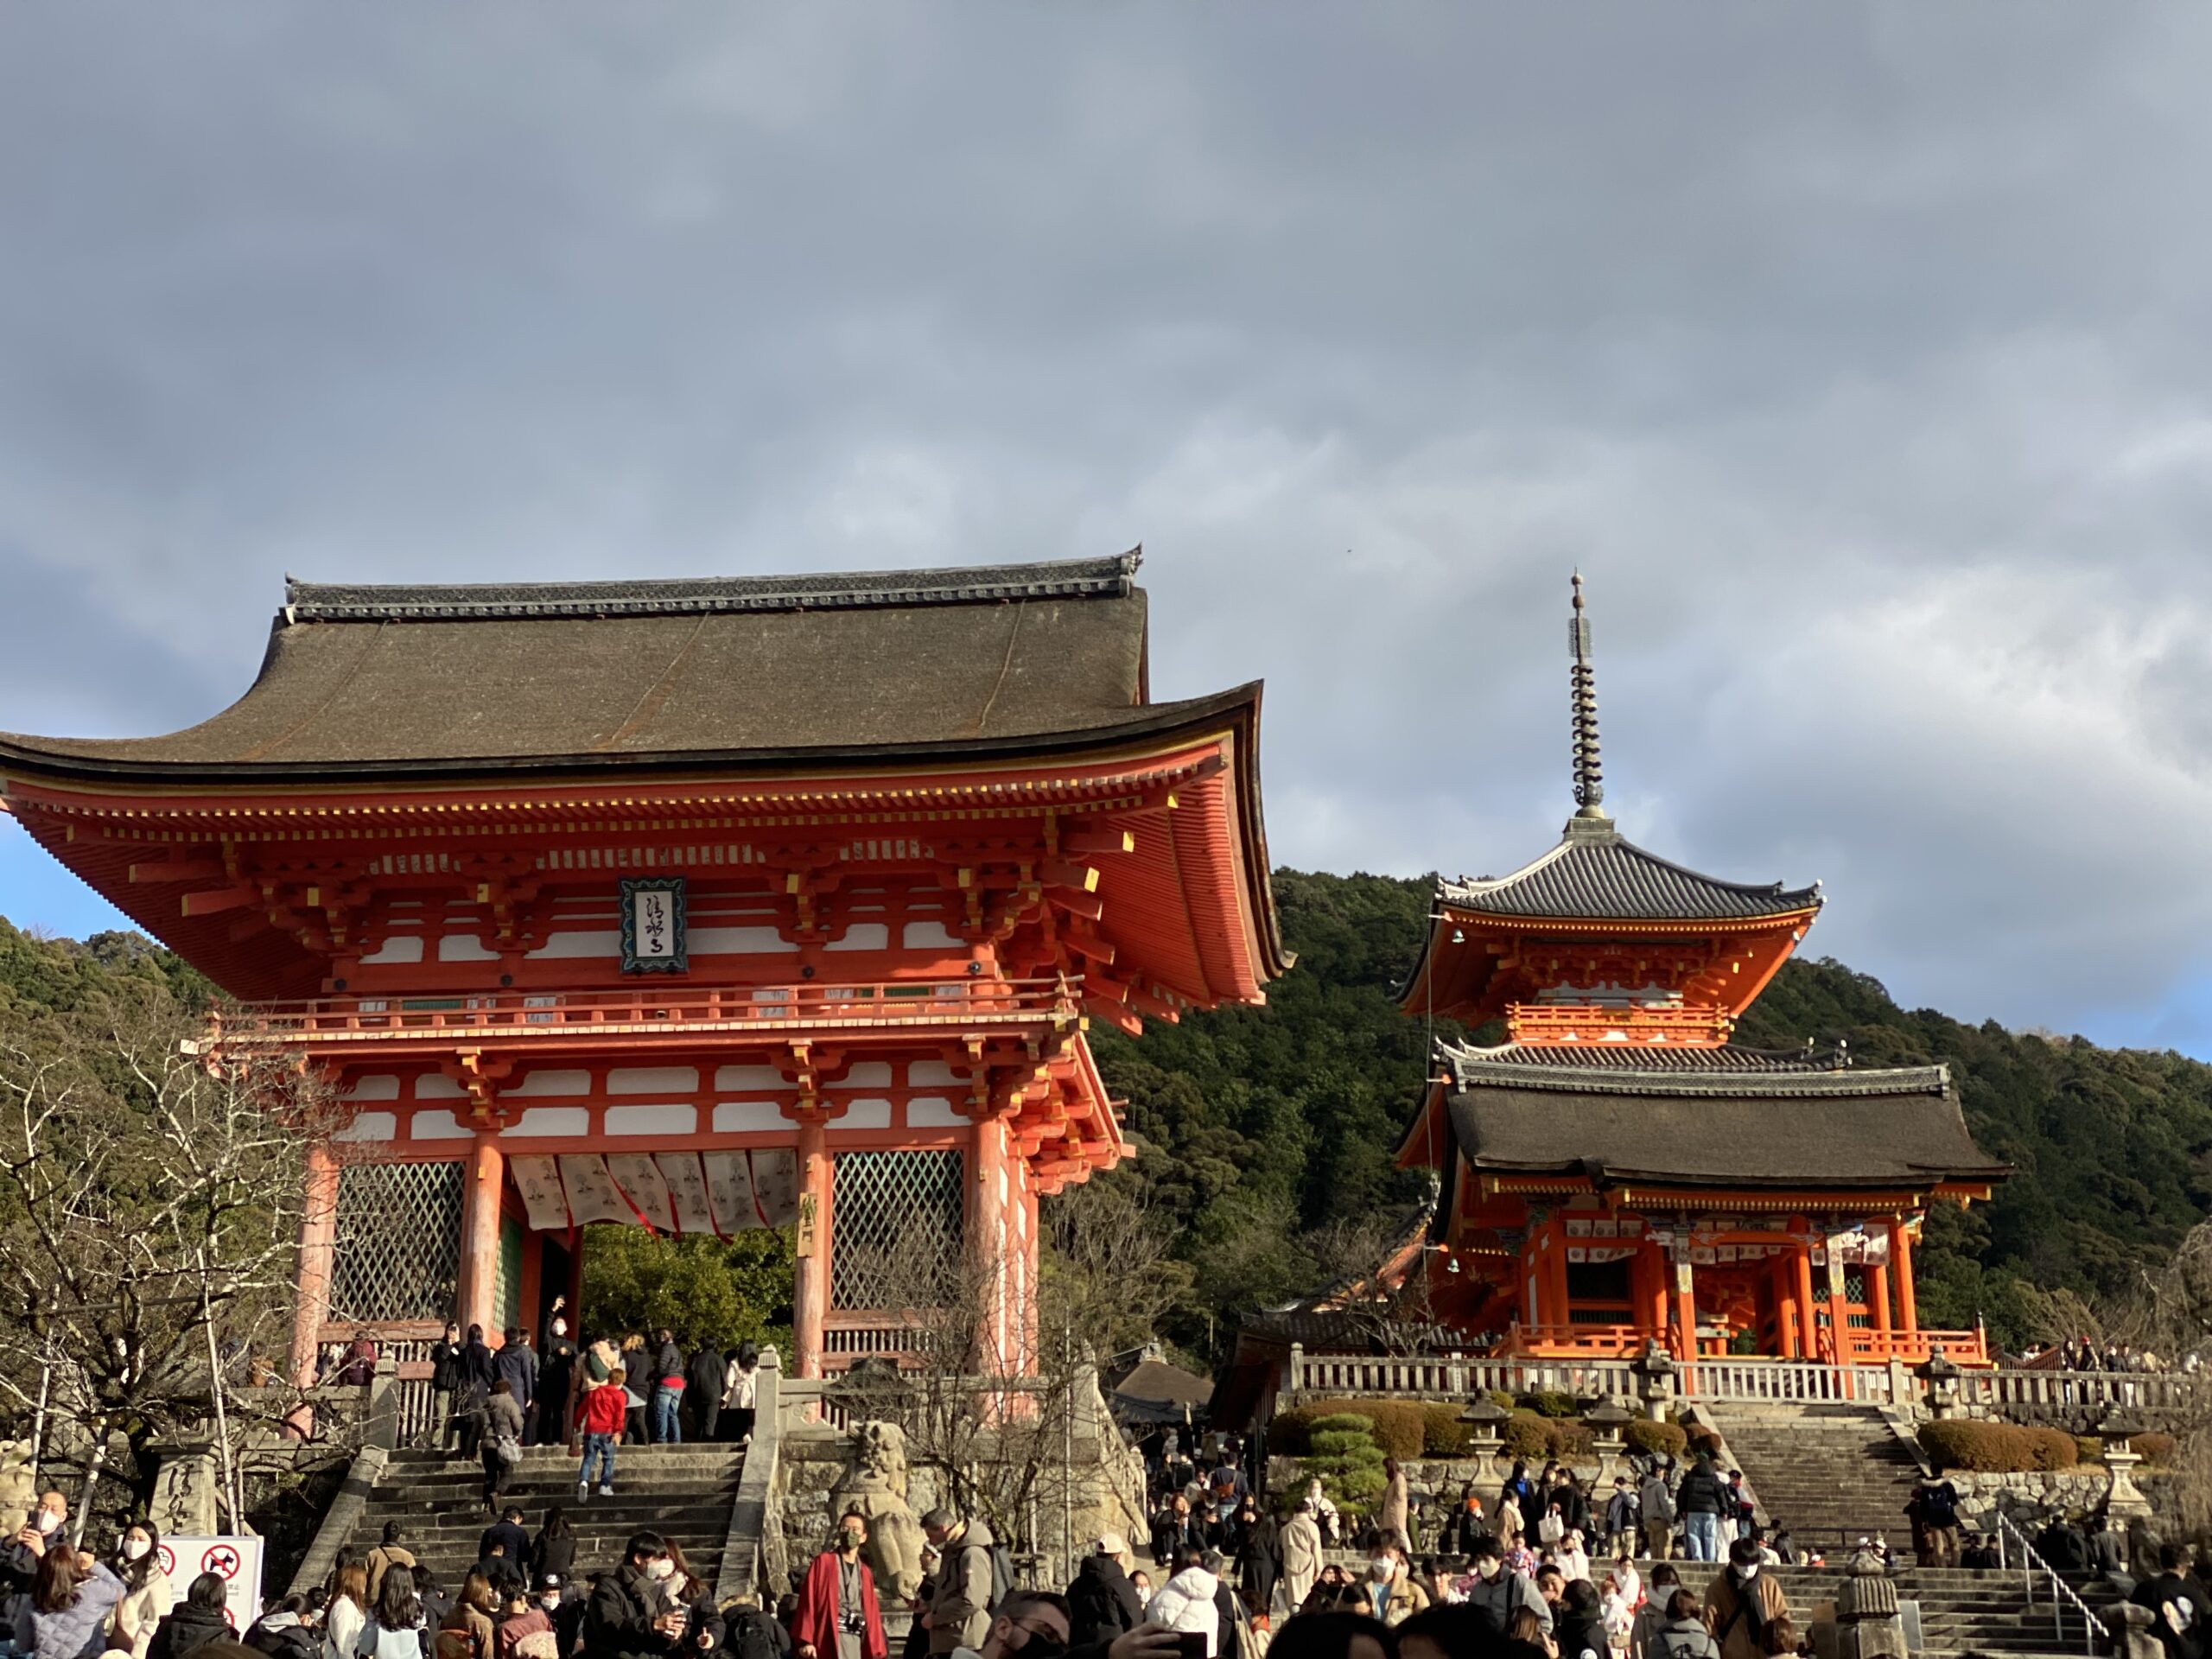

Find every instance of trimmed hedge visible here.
[1522,1389,1579,1419]
[1919,1420,2079,1472]
[1624,1420,1689,1459]
[1422,1402,1476,1457]
[1271,1398,1426,1459]
[2134,1433,2176,1465]
[1500,1409,1594,1462]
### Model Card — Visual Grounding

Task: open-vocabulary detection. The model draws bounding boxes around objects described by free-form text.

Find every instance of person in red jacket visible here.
[577,1363,629,1500]
[791,1512,886,1659]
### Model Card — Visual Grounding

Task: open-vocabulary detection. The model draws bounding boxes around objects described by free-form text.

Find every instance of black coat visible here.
[480,1521,532,1572]
[149,1603,238,1659]
[430,1341,467,1392]
[584,1565,673,1659]
[1235,1517,1281,1605]
[460,1338,498,1390]
[246,1616,321,1659]
[533,1531,577,1586]
[1066,1556,1143,1646]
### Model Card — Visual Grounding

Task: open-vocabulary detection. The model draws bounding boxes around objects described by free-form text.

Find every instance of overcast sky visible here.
[3,6,2209,1052]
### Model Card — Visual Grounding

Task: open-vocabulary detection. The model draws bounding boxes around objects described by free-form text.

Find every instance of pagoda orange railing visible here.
[1503,1002,1733,1046]
[215,976,1084,1048]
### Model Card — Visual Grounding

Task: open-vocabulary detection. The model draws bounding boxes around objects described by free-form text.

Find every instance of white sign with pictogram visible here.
[164,1536,264,1629]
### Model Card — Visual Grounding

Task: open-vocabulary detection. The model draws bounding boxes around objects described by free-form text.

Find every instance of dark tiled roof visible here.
[0,553,1194,771]
[1440,1039,1946,1098]
[1439,817,1822,922]
[1447,1077,2009,1189]
[283,553,1140,622]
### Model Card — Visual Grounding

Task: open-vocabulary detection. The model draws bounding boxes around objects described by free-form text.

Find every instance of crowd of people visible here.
[327,1305,769,1511]
[1117,1442,1802,1659]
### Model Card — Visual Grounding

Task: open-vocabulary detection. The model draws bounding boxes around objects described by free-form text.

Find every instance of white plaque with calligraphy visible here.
[620,877,687,974]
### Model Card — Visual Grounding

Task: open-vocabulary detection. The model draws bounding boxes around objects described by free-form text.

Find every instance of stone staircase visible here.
[332,1444,747,1591]
[1761,1564,2123,1657]
[1711,1405,1925,1553]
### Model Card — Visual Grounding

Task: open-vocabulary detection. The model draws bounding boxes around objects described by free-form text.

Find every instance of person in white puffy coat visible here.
[1144,1554,1223,1659]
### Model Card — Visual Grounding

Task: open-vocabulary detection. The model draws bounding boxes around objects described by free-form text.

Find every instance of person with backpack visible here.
[1904,1471,1963,1568]
[1648,1587,1719,1659]
[791,1512,886,1659]
[719,1598,790,1659]
[917,1510,1000,1656]
[1065,1536,1142,1648]
[1460,1535,1550,1639]
[1701,1537,1788,1659]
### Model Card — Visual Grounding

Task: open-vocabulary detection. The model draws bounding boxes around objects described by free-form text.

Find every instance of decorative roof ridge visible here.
[1435,1036,1948,1097]
[281,550,1142,624]
[1439,827,1823,912]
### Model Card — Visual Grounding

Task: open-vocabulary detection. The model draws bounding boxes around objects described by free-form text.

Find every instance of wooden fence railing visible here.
[1284,1346,2205,1418]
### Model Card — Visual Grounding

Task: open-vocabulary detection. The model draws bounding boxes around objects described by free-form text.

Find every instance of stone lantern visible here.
[1459,1394,1510,1477]
[1630,1339,1677,1422]
[2096,1408,2154,1523]
[1834,1552,1908,1659]
[1914,1345,1963,1421]
[1586,1399,1634,1481]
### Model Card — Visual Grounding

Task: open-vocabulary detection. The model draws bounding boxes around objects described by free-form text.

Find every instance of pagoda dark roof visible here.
[1439,816,1822,923]
[1440,1040,2007,1188]
[0,551,1229,778]
[1440,1039,1947,1097]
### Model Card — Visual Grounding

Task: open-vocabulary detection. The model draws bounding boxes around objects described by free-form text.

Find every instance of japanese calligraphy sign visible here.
[620,876,687,974]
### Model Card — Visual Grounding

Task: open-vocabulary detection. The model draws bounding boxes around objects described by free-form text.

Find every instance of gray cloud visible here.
[3,3,2211,1046]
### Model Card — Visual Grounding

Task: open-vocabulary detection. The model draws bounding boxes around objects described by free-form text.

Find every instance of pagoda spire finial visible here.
[1569,570,1607,821]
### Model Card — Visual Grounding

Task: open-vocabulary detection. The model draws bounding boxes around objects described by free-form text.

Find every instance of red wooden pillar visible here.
[1672,1262,1697,1386]
[289,1140,340,1390]
[1869,1261,1894,1348]
[1794,1242,1819,1359]
[792,1114,833,1380]
[1775,1250,1801,1359]
[1547,1215,1572,1337]
[1891,1217,1918,1333]
[457,1134,505,1342]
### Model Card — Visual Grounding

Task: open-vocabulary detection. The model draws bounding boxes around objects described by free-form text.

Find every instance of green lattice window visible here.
[330,1160,464,1324]
[831,1150,963,1308]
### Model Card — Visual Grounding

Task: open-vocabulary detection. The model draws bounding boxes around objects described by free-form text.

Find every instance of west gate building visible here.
[0,553,1285,1384]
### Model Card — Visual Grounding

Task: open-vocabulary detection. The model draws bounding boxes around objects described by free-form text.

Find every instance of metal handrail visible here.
[1994,1510,2107,1657]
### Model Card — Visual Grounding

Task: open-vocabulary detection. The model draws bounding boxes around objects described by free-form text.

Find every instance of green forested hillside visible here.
[1093,872,2212,1358]
[8,869,2212,1363]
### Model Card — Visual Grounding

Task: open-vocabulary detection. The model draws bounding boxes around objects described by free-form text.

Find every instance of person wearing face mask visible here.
[959,1591,1068,1659]
[1462,1535,1551,1639]
[1701,1538,1787,1659]
[1362,1548,1427,1630]
[792,1514,885,1659]
[105,1520,174,1659]
[494,1580,557,1659]
[2,1492,70,1646]
[539,1303,578,1449]
[582,1533,686,1659]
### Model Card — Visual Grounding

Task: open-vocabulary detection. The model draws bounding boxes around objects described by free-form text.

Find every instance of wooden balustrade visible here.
[1282,1344,2203,1417]
[218,977,1083,1047]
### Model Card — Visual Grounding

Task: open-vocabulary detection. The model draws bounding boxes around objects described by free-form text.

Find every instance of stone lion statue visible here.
[831,1421,927,1602]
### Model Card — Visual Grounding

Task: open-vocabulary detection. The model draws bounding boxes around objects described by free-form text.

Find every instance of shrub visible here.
[1919,1420,2078,1472]
[1498,1409,1592,1462]
[1422,1402,1476,1457]
[1522,1389,1579,1419]
[1624,1420,1688,1459]
[1271,1397,1426,1460]
[2134,1433,2176,1465]
[1303,1413,1388,1516]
